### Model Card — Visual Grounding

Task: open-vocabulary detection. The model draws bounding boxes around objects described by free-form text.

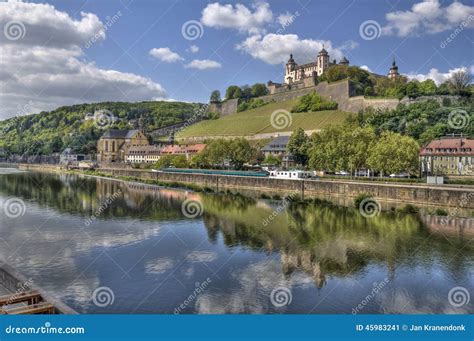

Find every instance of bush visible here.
[237,98,268,112]
[434,208,448,216]
[353,193,373,208]
[398,204,419,214]
[292,92,338,113]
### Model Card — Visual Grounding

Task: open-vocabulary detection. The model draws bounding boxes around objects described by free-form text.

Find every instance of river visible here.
[0,169,472,314]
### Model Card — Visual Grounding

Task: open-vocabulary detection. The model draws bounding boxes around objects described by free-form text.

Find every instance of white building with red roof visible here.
[420,136,474,175]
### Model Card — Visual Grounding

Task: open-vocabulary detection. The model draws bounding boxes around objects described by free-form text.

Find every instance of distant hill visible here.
[0,101,205,156]
[177,98,352,141]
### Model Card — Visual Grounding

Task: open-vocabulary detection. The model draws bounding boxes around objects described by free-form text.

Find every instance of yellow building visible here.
[420,137,474,176]
[97,129,149,163]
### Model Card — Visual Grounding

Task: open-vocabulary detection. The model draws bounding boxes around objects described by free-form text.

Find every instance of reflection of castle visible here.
[284,47,350,84]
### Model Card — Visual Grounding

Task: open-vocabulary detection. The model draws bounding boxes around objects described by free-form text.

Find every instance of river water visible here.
[0,169,472,314]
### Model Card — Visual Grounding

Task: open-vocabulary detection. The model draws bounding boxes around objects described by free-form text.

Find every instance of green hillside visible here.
[0,101,204,155]
[177,99,352,139]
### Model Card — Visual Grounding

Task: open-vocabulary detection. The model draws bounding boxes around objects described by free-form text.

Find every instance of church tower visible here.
[285,54,296,84]
[317,46,329,76]
[388,58,400,80]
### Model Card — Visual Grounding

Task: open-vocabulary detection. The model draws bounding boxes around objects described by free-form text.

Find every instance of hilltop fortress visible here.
[209,48,412,116]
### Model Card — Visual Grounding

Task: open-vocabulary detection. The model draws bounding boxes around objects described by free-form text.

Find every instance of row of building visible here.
[97,129,205,164]
[95,129,474,176]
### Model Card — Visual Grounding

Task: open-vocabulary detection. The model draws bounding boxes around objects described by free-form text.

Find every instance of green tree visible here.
[225,86,242,100]
[367,131,419,176]
[251,83,268,97]
[228,138,256,169]
[405,81,421,98]
[210,90,221,103]
[263,154,281,166]
[287,128,310,166]
[419,79,437,95]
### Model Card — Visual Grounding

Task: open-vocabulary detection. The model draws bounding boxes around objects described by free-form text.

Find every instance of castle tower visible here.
[339,56,349,66]
[316,46,329,76]
[285,54,296,84]
[388,58,399,80]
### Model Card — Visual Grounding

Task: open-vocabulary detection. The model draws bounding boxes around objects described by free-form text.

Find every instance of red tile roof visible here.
[420,138,474,156]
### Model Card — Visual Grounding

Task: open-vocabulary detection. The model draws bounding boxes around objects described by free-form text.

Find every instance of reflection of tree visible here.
[0,173,184,221]
[201,196,474,288]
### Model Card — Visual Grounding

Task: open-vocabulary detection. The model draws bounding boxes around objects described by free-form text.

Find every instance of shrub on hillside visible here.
[291,92,338,113]
[237,98,268,112]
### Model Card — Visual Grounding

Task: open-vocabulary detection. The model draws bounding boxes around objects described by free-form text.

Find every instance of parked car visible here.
[335,171,350,176]
[389,172,410,178]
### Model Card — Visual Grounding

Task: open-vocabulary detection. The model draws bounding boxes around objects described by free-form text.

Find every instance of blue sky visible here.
[0,0,473,118]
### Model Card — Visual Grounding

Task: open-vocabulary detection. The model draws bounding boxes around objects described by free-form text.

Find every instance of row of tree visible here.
[210,83,269,103]
[287,125,420,176]
[319,65,472,99]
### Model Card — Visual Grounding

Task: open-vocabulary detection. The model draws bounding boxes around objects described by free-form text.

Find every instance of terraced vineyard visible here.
[177,98,352,139]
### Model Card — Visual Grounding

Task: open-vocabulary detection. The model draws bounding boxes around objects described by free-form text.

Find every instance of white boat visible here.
[269,170,312,180]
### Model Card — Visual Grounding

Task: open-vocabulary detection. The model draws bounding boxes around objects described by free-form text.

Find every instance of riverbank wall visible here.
[16,164,474,209]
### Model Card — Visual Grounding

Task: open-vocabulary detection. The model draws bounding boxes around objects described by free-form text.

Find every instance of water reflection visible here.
[0,171,472,314]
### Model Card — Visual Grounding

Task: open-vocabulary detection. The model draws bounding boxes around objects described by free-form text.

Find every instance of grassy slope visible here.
[177,98,352,138]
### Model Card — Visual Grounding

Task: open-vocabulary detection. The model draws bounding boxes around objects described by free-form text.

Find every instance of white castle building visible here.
[284,46,350,84]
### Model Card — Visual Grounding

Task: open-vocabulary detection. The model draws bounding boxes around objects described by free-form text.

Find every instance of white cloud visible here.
[0,1,166,119]
[149,47,184,63]
[236,33,344,65]
[201,1,273,34]
[360,65,372,72]
[405,65,473,84]
[277,12,295,27]
[188,45,199,53]
[185,59,222,70]
[382,0,474,37]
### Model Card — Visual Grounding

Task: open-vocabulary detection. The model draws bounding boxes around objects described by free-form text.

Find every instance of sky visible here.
[0,0,473,119]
